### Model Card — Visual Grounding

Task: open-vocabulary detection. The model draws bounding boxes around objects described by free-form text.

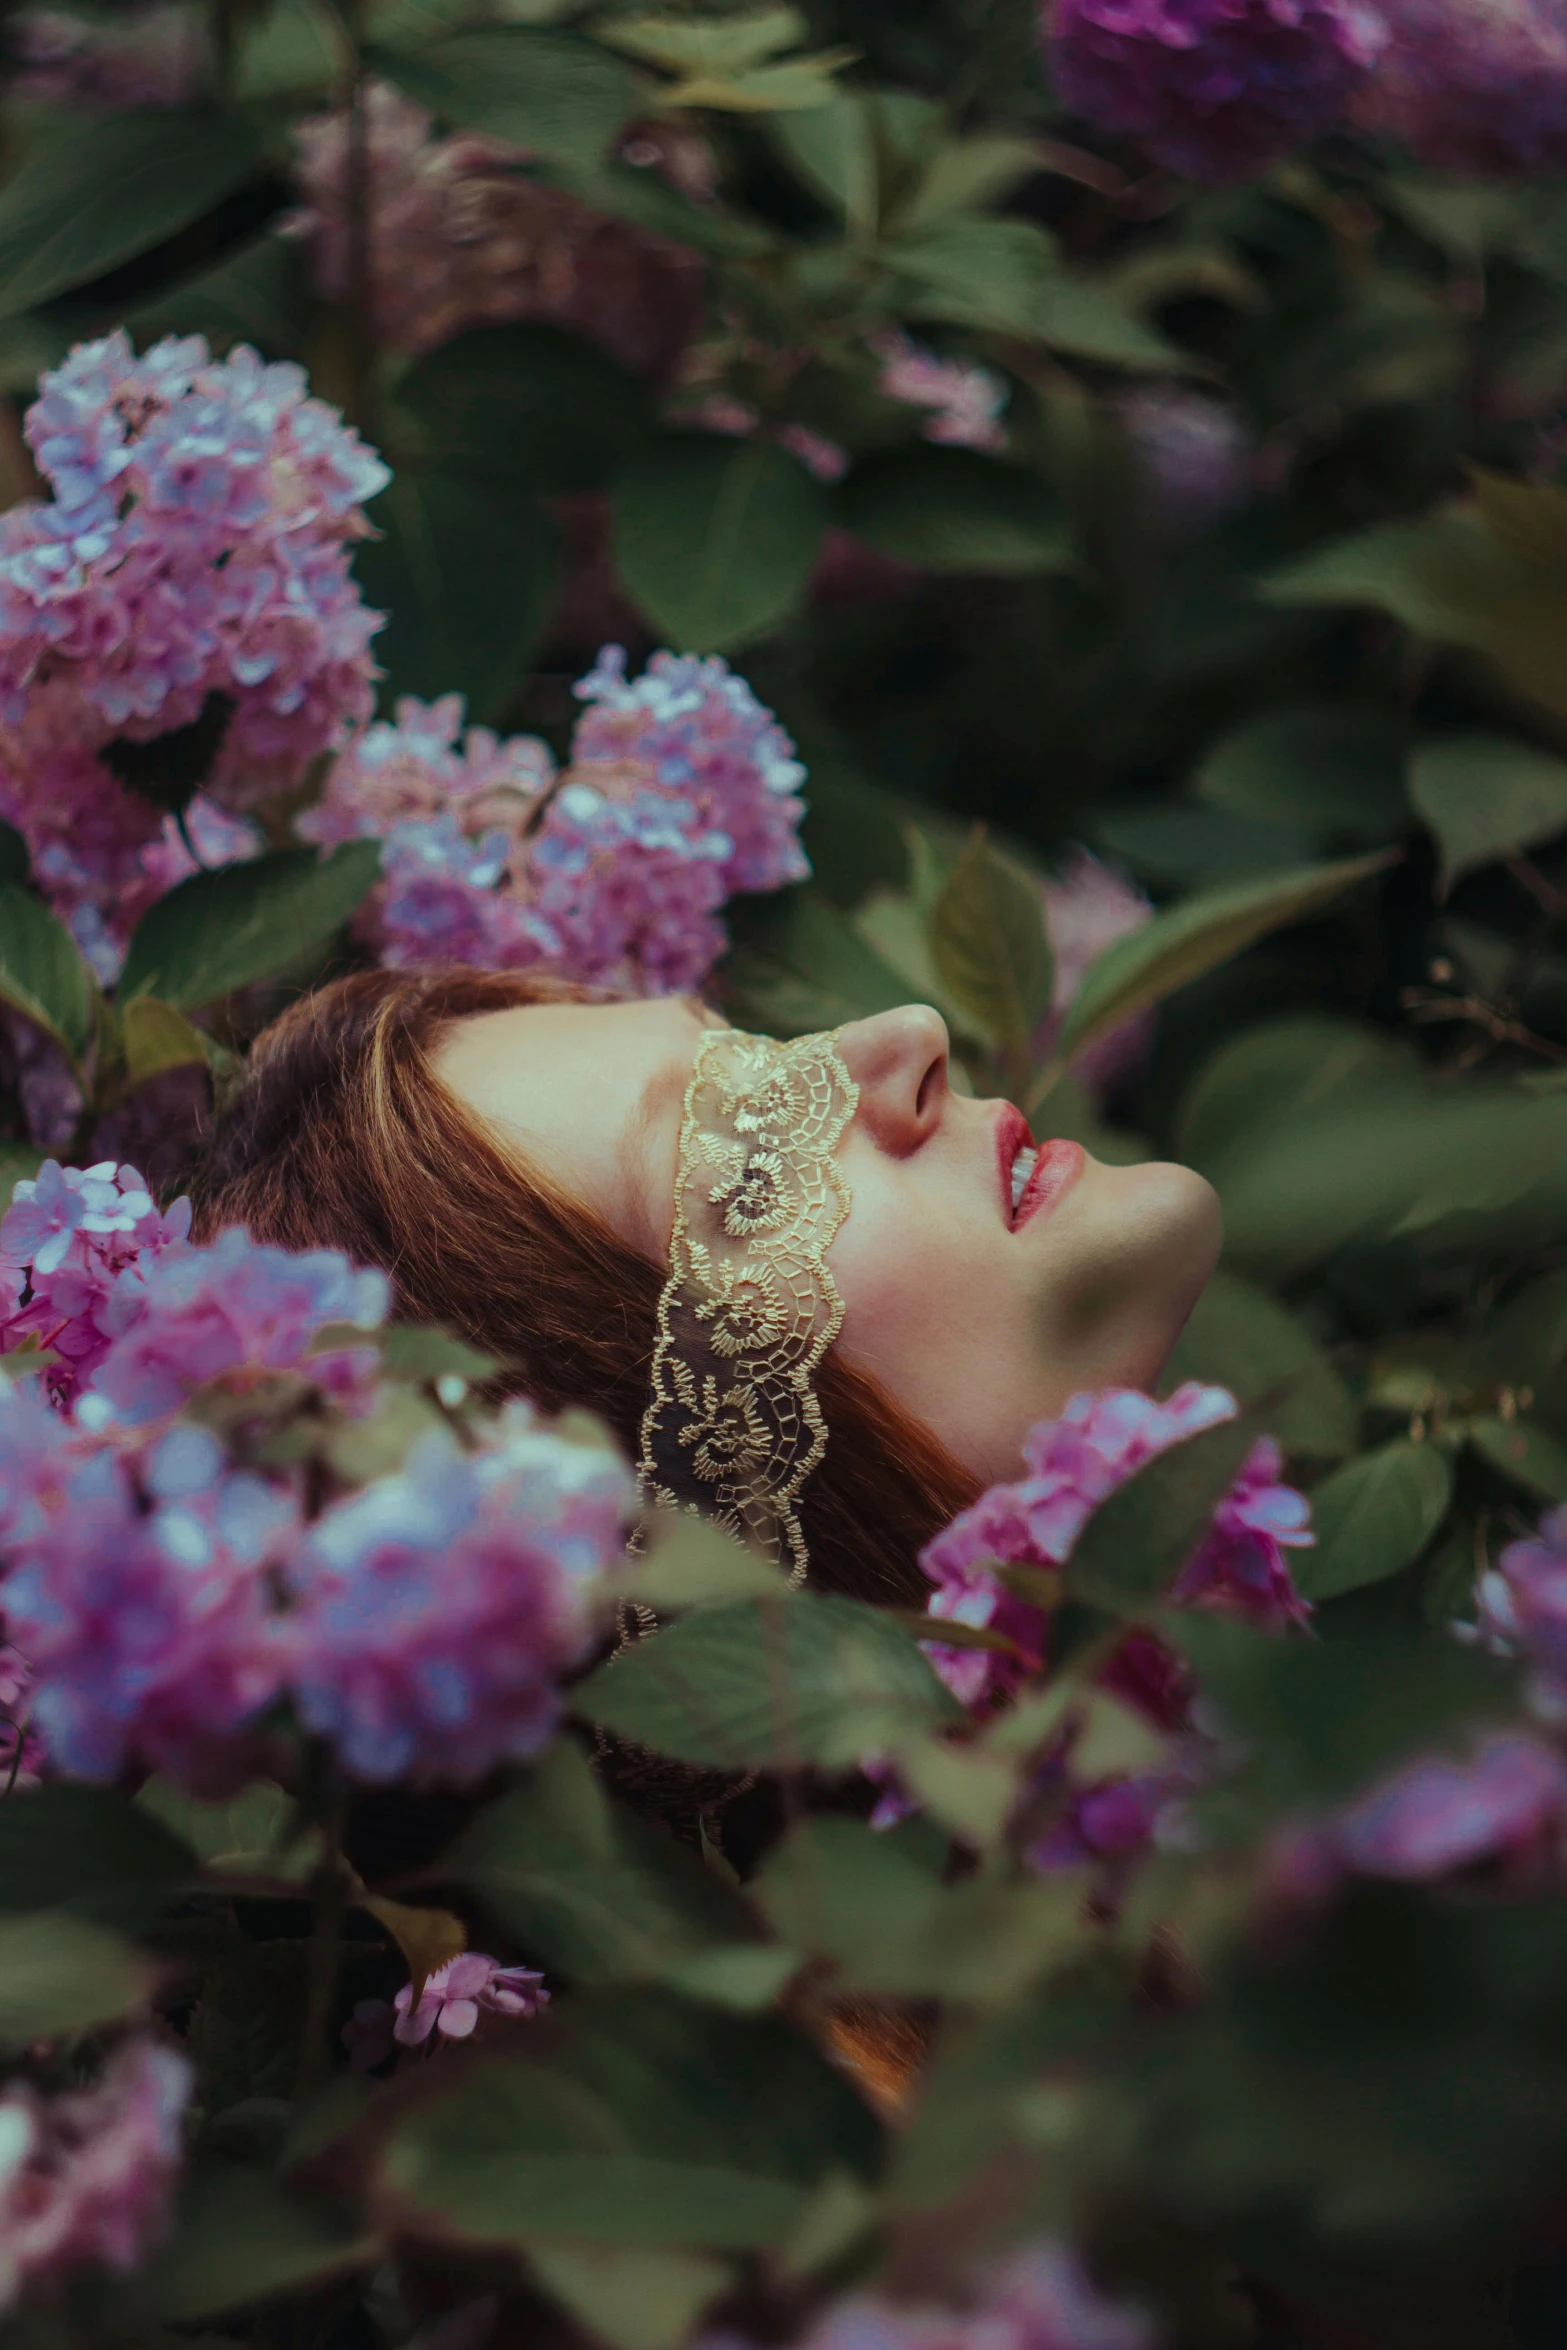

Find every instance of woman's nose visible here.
[836,1006,950,1154]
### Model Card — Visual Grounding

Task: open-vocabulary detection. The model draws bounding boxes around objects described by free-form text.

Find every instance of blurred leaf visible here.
[395,322,655,495]
[1066,1413,1264,1613]
[1467,1416,1567,1503]
[235,0,337,97]
[451,1741,750,1980]
[931,826,1054,1065]
[598,9,808,76]
[1176,1014,1418,1175]
[0,1912,157,2044]
[137,1778,320,1882]
[1196,704,1411,848]
[0,823,28,889]
[768,98,876,227]
[1094,806,1319,888]
[572,1592,960,1772]
[118,845,381,1011]
[0,111,266,321]
[618,1513,790,1607]
[121,996,209,1088]
[1298,1441,1454,1604]
[1054,854,1392,1068]
[659,1945,799,2011]
[376,1323,502,1384]
[190,1943,309,2111]
[0,1785,195,1921]
[722,885,912,1035]
[654,54,857,110]
[1161,1269,1358,1461]
[356,464,561,720]
[142,2164,376,2322]
[1409,732,1567,895]
[897,136,1043,234]
[362,1896,467,1999]
[1036,277,1195,370]
[127,232,313,361]
[0,1146,44,1204]
[1482,1267,1567,1387]
[565,160,779,259]
[835,447,1070,576]
[371,29,637,165]
[885,217,1057,336]
[527,2242,731,2350]
[613,435,827,652]
[0,885,90,1065]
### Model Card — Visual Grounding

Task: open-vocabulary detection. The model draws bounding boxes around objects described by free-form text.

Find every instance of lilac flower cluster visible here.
[0,1161,192,1406]
[744,2238,1157,2350]
[1047,0,1389,182]
[289,82,703,381]
[1354,0,1567,177]
[0,333,385,963]
[303,647,810,994]
[344,1952,550,2067]
[288,1414,630,1783]
[872,332,1011,453]
[0,2040,191,2312]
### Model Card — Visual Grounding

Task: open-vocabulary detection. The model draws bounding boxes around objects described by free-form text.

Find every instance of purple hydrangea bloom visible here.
[393,1952,550,2044]
[0,2041,192,2312]
[1048,0,1389,181]
[86,1224,389,1424]
[1170,1435,1314,1626]
[287,1408,632,1783]
[0,1419,295,1791]
[0,1161,191,1407]
[1354,0,1567,176]
[762,2236,1156,2350]
[1477,1505,1567,1712]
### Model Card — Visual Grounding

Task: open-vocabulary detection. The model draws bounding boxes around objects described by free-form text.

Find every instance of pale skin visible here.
[434,997,1223,1488]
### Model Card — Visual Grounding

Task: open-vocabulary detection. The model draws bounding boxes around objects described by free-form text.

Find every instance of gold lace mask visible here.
[638,1025,859,1585]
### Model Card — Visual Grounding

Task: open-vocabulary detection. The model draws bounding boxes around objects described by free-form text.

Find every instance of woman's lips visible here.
[996,1108,1086,1231]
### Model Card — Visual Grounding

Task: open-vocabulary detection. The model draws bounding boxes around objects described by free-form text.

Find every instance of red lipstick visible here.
[996,1105,1085,1231]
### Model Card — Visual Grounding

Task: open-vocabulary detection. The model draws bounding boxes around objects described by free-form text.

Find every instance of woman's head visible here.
[192,966,1220,1598]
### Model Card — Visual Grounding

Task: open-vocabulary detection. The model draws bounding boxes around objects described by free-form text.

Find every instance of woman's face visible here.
[435,998,1221,1486]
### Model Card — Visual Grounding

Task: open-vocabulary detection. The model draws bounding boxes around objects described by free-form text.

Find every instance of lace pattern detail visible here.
[638,1026,858,1584]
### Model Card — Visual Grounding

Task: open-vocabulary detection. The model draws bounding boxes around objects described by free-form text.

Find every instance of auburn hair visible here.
[189,967,978,1608]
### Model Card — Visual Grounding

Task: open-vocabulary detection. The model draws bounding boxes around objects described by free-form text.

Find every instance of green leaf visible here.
[0,1146,44,1205]
[1054,854,1393,1067]
[0,1912,157,2044]
[1160,1269,1358,1461]
[0,111,266,321]
[355,464,561,721]
[1298,1441,1454,1605]
[235,0,338,98]
[0,885,91,1064]
[141,2164,376,2322]
[619,1513,791,1608]
[1035,277,1194,371]
[127,231,313,361]
[930,826,1054,1065]
[0,1784,196,1921]
[885,217,1056,337]
[598,9,808,78]
[121,996,210,1089]
[1467,1416,1567,1503]
[1066,1412,1266,1614]
[1094,806,1319,889]
[1409,732,1567,895]
[835,447,1070,576]
[118,845,381,1011]
[395,322,655,495]
[613,435,827,653]
[572,1591,961,1772]
[376,1323,503,1385]
[371,28,637,164]
[136,1778,320,1882]
[527,2243,731,2350]
[721,886,912,1037]
[897,136,1043,234]
[768,99,877,227]
[451,1741,750,1981]
[1175,1014,1418,1175]
[1196,704,1412,848]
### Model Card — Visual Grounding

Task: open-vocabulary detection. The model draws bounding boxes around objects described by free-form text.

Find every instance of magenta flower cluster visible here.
[0,331,385,966]
[766,2238,1156,2350]
[344,1951,550,2067]
[303,645,810,994]
[1047,0,1389,182]
[1354,0,1567,177]
[0,2040,191,2313]
[0,1163,631,1793]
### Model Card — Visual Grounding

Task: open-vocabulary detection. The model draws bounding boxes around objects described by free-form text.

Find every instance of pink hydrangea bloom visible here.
[919,1384,1312,1709]
[287,1408,631,1783]
[872,331,1010,452]
[4,5,204,109]
[0,2041,191,2312]
[766,2237,1156,2350]
[1268,1732,1567,1904]
[1038,850,1154,1100]
[0,1417,296,1791]
[0,1161,192,1407]
[289,82,703,380]
[393,1952,549,2044]
[1478,1506,1567,1712]
[1048,0,1388,181]
[0,331,386,939]
[1354,0,1567,175]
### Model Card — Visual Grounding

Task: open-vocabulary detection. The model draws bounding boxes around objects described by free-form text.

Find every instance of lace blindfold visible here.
[638,1026,858,1583]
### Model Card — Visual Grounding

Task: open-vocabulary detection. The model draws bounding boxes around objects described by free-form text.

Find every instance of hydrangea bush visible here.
[2,0,1567,2343]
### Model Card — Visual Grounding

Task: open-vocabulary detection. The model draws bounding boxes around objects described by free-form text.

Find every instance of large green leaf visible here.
[613,435,828,653]
[141,2165,376,2322]
[355,464,561,720]
[0,111,267,321]
[1196,704,1412,848]
[1409,733,1567,894]
[1035,277,1194,370]
[1467,1416,1567,1504]
[1053,853,1393,1067]
[768,97,877,227]
[0,1913,158,2044]
[884,218,1057,337]
[835,447,1070,576]
[721,887,912,1037]
[1175,1014,1419,1174]
[930,826,1054,1065]
[1297,1441,1455,1605]
[118,845,381,1011]
[572,1591,960,1772]
[395,322,655,494]
[527,2243,730,2350]
[126,232,313,362]
[0,1785,196,1921]
[450,1742,749,1981]
[371,28,637,166]
[1161,1269,1358,1462]
[1066,1413,1265,1614]
[0,885,91,1064]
